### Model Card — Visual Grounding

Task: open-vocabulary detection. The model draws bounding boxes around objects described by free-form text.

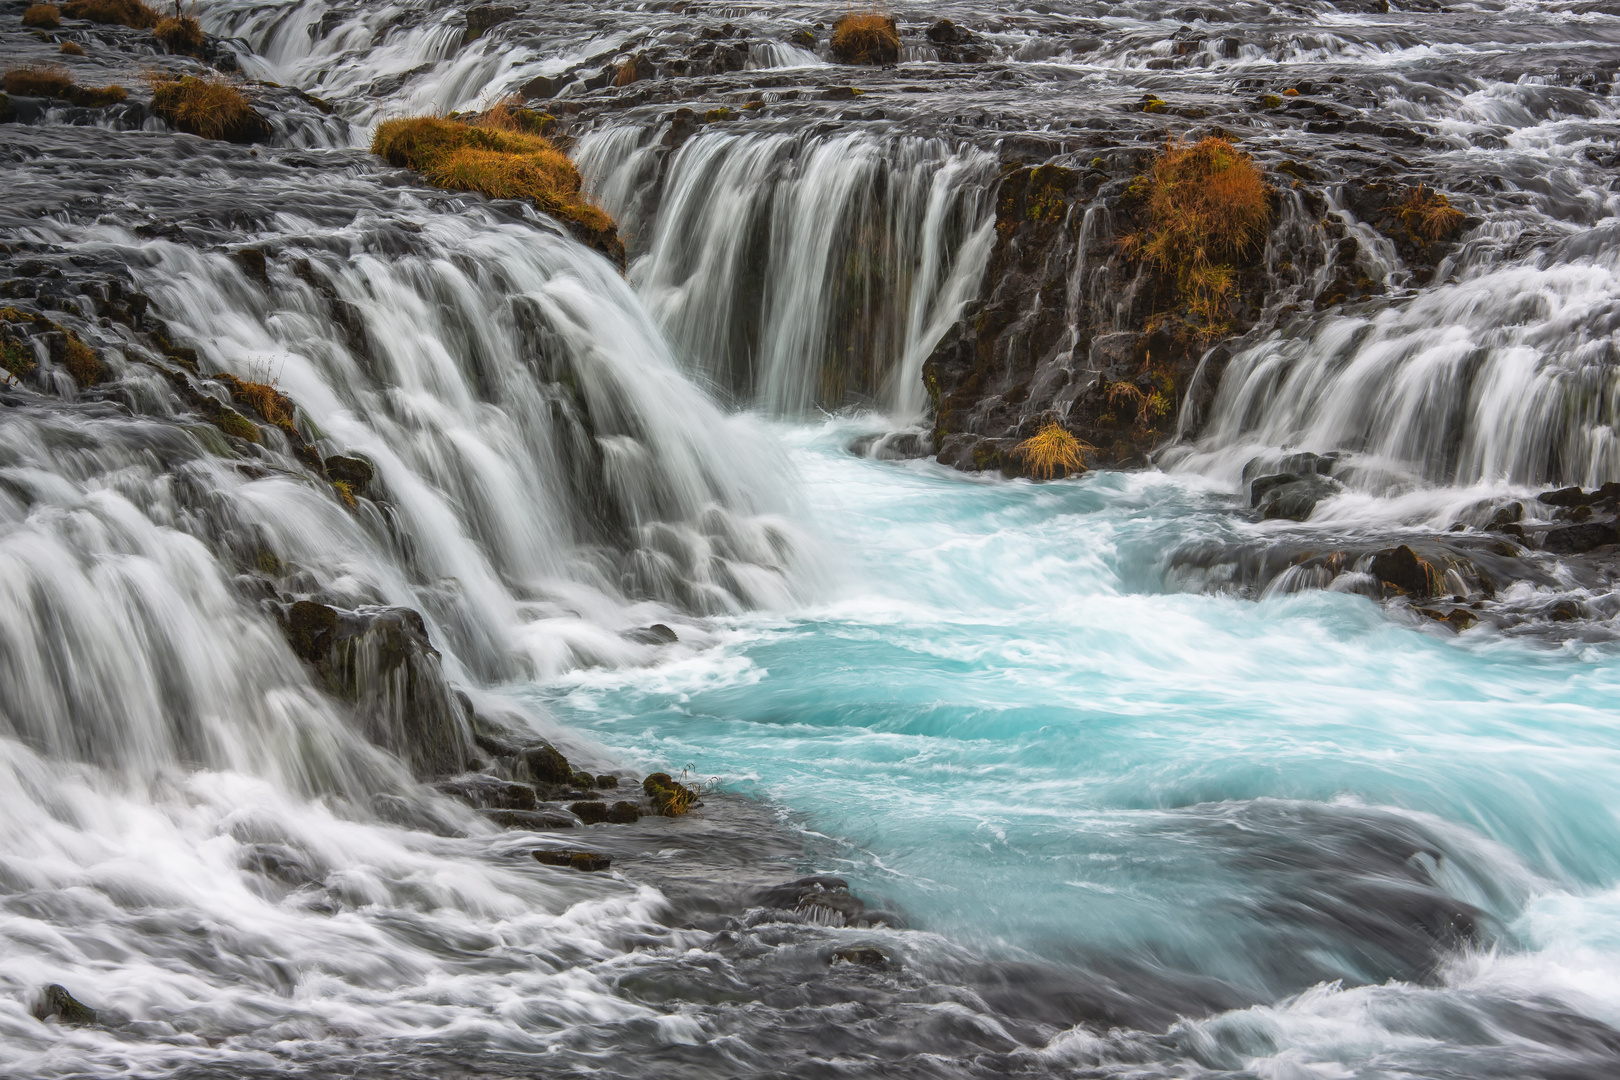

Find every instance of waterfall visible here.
[576,127,998,419]
[1175,223,1620,492]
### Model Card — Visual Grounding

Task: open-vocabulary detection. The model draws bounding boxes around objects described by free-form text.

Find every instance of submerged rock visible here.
[1369,545,1440,598]
[1542,520,1619,555]
[534,849,611,871]
[34,984,95,1025]
[1252,472,1342,521]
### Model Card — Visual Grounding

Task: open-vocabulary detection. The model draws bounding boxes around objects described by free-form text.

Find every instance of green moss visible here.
[703,106,735,123]
[1260,94,1283,108]
[216,408,259,442]
[1142,96,1167,114]
[0,338,35,379]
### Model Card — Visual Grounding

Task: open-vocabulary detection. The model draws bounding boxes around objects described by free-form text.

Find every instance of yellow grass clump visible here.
[149,74,255,140]
[1121,136,1272,332]
[60,40,84,55]
[152,13,202,53]
[1397,184,1465,242]
[3,65,125,105]
[1013,421,1091,479]
[371,108,617,248]
[61,0,157,27]
[830,12,899,65]
[22,4,61,28]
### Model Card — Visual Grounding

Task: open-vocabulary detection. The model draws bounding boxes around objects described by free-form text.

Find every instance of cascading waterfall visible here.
[576,126,997,417]
[10,1,1620,1077]
[1176,224,1620,492]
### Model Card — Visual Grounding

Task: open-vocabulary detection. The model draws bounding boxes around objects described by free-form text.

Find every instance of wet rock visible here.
[626,623,678,644]
[523,743,573,784]
[463,5,518,45]
[576,803,612,829]
[534,849,611,871]
[1542,520,1619,555]
[1370,545,1439,597]
[482,808,576,830]
[232,247,267,284]
[1415,606,1478,632]
[571,770,597,789]
[1254,473,1342,521]
[437,774,538,811]
[596,774,619,788]
[830,946,890,967]
[925,18,990,63]
[752,875,893,927]
[282,601,474,778]
[521,73,568,99]
[34,984,95,1025]
[324,454,374,494]
[1539,483,1620,507]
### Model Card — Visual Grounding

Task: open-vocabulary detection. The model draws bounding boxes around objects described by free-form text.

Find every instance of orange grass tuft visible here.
[1397,184,1466,242]
[1013,421,1091,479]
[830,11,899,65]
[22,4,61,28]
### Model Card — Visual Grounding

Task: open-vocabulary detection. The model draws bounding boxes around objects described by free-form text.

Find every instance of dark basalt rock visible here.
[35,984,95,1026]
[437,774,538,811]
[830,946,890,967]
[752,875,895,927]
[523,743,573,784]
[324,453,375,494]
[282,602,474,778]
[1254,473,1343,521]
[569,800,639,824]
[924,160,1262,475]
[925,18,991,63]
[463,5,518,45]
[482,808,576,830]
[626,623,678,644]
[534,849,611,871]
[1370,545,1439,598]
[1542,520,1619,555]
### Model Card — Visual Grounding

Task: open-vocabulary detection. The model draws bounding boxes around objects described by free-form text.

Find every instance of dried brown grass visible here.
[1013,421,1091,479]
[149,74,254,139]
[830,12,899,65]
[152,13,202,53]
[61,0,158,28]
[22,4,61,29]
[1120,136,1271,333]
[1397,184,1465,242]
[371,111,614,237]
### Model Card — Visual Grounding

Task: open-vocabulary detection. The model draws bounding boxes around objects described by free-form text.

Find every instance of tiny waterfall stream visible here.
[6,1,1620,1078]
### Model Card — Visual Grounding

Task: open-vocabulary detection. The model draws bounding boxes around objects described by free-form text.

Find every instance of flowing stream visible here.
[5,0,1620,1077]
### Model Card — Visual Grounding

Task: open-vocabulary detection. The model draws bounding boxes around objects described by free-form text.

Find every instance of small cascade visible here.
[1177,224,1620,491]
[576,127,997,418]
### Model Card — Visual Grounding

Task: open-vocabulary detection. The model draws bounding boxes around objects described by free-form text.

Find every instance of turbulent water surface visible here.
[5,0,1620,1077]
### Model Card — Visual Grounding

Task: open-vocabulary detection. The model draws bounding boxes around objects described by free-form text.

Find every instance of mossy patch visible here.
[61,333,102,384]
[215,407,259,442]
[1,338,36,379]
[371,106,622,264]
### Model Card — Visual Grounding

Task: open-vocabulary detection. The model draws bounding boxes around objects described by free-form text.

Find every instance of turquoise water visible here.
[534,419,1620,1021]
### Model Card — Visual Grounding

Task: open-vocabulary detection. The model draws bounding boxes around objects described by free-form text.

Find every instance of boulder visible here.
[324,454,375,494]
[482,808,576,830]
[1253,473,1342,521]
[625,623,678,644]
[523,743,573,784]
[830,946,889,967]
[34,985,95,1025]
[1542,520,1619,555]
[436,774,538,810]
[1369,545,1438,597]
[534,849,611,871]
[463,5,517,45]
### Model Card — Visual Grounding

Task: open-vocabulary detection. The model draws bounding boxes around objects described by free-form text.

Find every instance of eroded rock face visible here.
[463,5,517,45]
[282,601,474,779]
[925,162,1257,476]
